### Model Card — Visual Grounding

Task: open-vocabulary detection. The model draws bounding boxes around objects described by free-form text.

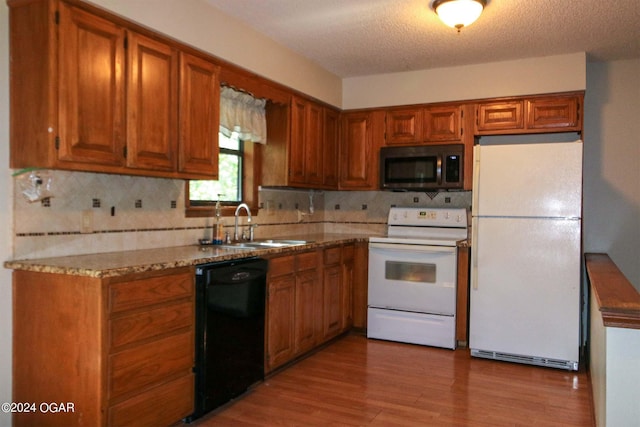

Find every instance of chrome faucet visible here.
[234,203,252,241]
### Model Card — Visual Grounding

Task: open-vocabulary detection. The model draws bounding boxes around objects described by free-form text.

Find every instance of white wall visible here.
[86,0,342,107]
[342,53,587,109]
[0,3,13,426]
[584,59,640,291]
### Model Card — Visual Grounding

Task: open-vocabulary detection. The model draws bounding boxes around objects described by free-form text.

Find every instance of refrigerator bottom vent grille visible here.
[471,349,578,371]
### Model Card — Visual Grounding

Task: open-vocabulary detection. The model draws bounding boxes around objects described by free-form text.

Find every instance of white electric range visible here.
[367,207,468,349]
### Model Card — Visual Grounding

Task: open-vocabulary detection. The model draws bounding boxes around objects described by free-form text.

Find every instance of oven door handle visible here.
[369,243,457,254]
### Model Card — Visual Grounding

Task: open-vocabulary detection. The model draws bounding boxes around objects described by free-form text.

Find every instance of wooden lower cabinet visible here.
[322,245,354,340]
[265,251,321,372]
[295,268,323,354]
[264,271,296,370]
[322,263,343,339]
[12,267,195,427]
[265,244,358,373]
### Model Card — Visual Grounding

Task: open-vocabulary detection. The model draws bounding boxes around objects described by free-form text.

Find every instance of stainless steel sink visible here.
[251,239,311,247]
[214,239,313,250]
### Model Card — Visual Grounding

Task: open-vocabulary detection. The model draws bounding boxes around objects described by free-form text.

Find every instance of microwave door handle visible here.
[437,156,443,185]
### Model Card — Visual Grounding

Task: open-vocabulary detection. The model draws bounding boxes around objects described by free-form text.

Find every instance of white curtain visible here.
[219,86,267,144]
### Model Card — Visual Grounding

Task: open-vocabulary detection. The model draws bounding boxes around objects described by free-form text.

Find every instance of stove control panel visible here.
[388,207,468,228]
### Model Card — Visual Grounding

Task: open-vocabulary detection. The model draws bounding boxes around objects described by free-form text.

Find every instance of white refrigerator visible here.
[470,141,583,371]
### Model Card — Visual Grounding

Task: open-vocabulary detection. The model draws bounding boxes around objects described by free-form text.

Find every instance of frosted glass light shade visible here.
[433,0,486,31]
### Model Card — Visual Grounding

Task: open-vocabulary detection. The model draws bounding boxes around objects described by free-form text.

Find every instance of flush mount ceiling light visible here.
[432,0,486,32]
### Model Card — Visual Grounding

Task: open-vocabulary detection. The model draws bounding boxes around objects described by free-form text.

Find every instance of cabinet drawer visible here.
[109,331,193,399]
[109,272,193,313]
[269,255,295,277]
[297,251,318,271]
[108,374,193,427]
[110,301,193,349]
[323,246,342,266]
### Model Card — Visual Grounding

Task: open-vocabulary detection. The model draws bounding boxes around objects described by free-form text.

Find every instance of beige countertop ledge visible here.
[4,233,375,278]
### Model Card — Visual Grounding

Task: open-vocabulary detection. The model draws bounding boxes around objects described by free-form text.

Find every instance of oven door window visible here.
[384,156,438,184]
[385,261,436,283]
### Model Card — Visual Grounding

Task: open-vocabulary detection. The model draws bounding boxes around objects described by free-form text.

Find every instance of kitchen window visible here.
[188,131,244,205]
[185,86,266,217]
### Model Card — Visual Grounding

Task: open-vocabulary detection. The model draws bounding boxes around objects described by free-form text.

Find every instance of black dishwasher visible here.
[188,257,268,422]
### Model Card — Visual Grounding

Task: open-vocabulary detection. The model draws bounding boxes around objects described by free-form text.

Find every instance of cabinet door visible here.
[322,108,340,188]
[288,97,307,184]
[341,245,355,331]
[266,274,296,371]
[475,100,524,133]
[526,96,581,130]
[57,4,125,166]
[339,111,383,189]
[295,270,320,354]
[126,32,178,171]
[323,265,343,340]
[424,105,462,141]
[386,107,422,145]
[179,52,220,177]
[305,102,324,185]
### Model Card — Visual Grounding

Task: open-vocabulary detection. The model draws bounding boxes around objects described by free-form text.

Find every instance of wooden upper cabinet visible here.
[305,102,324,186]
[322,107,340,188]
[289,97,325,187]
[263,97,338,189]
[339,110,384,190]
[476,93,583,135]
[527,95,582,130]
[9,0,220,179]
[178,52,220,177]
[385,104,462,145]
[423,105,462,141]
[126,32,178,171]
[475,100,524,133]
[57,3,126,166]
[385,107,422,145]
[288,97,307,184]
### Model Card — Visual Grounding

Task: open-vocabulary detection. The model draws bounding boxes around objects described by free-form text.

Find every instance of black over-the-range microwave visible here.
[379,144,464,191]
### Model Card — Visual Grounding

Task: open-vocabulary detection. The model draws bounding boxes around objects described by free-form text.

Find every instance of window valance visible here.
[219,86,267,144]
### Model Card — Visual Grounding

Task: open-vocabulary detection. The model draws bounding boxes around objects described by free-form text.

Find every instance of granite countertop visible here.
[4,233,374,278]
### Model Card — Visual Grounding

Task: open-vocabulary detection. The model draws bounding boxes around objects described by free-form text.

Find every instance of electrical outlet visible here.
[81,210,93,234]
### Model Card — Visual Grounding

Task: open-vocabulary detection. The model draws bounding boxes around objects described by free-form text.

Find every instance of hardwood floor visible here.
[192,334,594,426]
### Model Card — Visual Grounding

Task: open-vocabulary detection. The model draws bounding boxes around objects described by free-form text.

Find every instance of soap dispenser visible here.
[213,197,225,244]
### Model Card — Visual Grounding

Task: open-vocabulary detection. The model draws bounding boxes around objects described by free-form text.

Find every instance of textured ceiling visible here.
[204,0,640,78]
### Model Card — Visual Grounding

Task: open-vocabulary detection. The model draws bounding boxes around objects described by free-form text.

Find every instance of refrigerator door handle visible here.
[471,216,479,290]
[471,145,480,290]
[471,145,480,216]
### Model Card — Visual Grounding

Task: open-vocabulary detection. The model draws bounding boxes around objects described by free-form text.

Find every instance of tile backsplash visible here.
[11,170,471,259]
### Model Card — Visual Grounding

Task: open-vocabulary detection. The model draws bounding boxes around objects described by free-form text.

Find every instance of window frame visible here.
[188,136,244,207]
[185,140,260,218]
